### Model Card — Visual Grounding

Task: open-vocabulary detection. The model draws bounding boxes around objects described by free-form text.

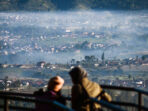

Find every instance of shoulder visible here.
[82,78,102,90]
[82,78,103,97]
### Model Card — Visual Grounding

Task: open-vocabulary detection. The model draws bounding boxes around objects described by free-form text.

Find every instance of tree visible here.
[128,74,132,80]
[85,56,91,62]
[142,55,146,61]
[101,52,105,61]
[71,59,75,64]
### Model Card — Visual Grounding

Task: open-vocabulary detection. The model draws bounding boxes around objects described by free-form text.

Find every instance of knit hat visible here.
[69,66,87,84]
[47,76,64,92]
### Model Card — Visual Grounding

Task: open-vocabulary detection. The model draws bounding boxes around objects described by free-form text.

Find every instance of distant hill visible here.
[0,0,148,11]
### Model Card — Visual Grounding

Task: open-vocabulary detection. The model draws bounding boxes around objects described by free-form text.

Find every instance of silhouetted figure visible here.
[34,76,66,111]
[69,66,112,111]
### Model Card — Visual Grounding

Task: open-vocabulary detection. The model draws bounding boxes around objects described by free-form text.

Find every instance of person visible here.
[69,66,112,111]
[34,76,66,111]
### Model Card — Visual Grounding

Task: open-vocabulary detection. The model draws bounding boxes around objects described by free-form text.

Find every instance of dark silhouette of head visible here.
[69,66,87,84]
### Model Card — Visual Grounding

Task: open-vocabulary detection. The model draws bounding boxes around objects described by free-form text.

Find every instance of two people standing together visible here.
[34,66,112,111]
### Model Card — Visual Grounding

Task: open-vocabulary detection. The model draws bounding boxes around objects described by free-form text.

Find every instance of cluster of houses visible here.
[0,77,48,91]
[1,76,148,92]
[34,54,148,69]
[96,79,146,88]
[0,54,148,92]
[0,30,107,56]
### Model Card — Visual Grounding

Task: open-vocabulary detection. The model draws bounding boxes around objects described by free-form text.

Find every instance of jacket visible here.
[34,89,66,111]
[71,78,111,111]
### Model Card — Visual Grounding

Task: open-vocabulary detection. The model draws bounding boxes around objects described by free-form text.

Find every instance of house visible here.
[36,61,46,68]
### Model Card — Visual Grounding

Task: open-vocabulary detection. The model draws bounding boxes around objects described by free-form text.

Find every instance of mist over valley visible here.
[0,10,148,64]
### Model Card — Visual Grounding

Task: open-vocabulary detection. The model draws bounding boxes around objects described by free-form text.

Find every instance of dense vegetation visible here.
[0,0,148,11]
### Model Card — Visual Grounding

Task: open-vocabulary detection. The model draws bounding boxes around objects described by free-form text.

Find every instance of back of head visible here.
[47,76,64,92]
[69,66,87,84]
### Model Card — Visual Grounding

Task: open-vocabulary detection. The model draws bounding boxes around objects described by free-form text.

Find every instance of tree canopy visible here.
[0,0,148,11]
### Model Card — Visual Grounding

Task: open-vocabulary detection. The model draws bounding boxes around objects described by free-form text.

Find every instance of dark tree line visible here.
[0,0,148,11]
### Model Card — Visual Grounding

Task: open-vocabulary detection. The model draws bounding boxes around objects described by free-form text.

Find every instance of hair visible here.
[69,66,87,84]
[47,76,64,92]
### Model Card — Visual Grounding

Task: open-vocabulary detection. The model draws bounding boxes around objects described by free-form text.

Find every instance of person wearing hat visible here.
[34,76,66,111]
[69,66,112,111]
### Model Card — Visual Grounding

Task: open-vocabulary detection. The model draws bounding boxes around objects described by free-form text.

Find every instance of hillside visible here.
[0,0,148,11]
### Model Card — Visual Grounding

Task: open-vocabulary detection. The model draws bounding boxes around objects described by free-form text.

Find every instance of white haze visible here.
[0,10,148,64]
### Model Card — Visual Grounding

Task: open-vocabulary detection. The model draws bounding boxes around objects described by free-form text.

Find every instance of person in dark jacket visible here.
[34,76,66,111]
[69,66,112,111]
